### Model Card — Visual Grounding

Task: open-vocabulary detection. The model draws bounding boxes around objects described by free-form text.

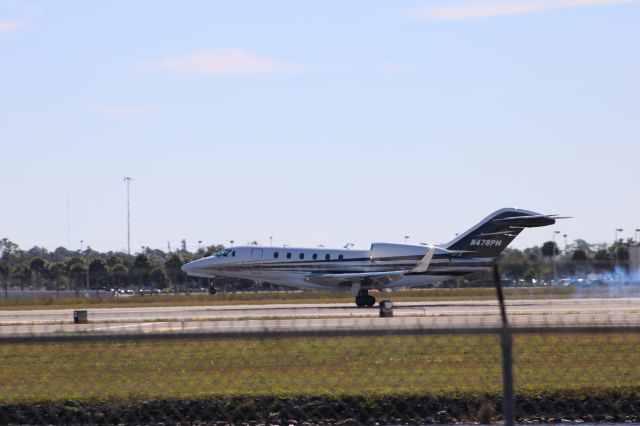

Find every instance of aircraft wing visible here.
[304,246,437,287]
[304,270,408,287]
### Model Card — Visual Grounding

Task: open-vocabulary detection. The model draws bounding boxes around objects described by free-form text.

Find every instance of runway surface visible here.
[0,297,639,337]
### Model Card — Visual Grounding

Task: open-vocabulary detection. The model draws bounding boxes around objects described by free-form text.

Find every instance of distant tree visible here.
[571,249,588,262]
[523,246,541,262]
[106,255,124,269]
[68,262,87,291]
[0,238,19,267]
[111,263,129,289]
[29,257,49,288]
[572,239,592,254]
[164,253,186,293]
[88,258,110,289]
[45,262,68,290]
[593,249,613,272]
[12,265,31,290]
[570,249,590,275]
[614,244,629,262]
[132,253,152,287]
[541,241,559,258]
[26,246,49,259]
[0,262,8,298]
[499,249,530,278]
[150,268,169,289]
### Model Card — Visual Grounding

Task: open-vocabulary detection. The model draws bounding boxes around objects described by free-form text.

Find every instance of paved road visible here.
[0,297,638,336]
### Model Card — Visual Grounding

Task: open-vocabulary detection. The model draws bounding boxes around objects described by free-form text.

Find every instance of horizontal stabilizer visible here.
[493,214,569,223]
[476,230,519,237]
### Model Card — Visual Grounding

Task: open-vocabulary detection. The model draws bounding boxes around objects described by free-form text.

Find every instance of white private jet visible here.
[182,208,562,307]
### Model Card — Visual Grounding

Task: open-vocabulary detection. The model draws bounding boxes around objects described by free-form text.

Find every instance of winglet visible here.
[411,245,436,273]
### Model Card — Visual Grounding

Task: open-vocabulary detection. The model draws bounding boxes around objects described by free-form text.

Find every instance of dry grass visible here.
[0,332,637,404]
[0,286,593,311]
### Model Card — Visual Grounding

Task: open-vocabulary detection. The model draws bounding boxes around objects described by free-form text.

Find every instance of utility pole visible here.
[614,228,623,266]
[124,177,133,255]
[66,197,71,247]
[553,231,561,283]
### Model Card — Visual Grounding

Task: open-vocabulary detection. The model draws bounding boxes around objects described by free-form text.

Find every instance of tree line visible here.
[0,238,227,293]
[0,237,637,293]
[498,238,637,282]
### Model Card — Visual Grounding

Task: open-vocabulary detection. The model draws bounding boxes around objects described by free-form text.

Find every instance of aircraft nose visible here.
[182,258,211,272]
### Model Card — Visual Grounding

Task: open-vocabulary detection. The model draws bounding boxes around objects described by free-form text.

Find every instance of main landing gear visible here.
[355,289,376,307]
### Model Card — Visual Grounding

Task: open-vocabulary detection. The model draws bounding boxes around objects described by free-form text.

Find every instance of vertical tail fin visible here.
[445,208,556,258]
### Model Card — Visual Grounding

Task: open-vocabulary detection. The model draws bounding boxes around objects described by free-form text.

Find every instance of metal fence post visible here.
[493,264,515,426]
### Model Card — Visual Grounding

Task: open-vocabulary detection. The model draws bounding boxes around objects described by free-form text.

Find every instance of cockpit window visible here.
[215,249,233,257]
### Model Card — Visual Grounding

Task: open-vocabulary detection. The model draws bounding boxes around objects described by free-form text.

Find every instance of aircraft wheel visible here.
[209,286,217,295]
[355,296,365,307]
[366,295,376,307]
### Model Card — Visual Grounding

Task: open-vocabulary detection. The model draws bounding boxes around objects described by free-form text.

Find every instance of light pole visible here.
[198,241,202,251]
[615,228,623,244]
[269,236,273,246]
[614,228,623,266]
[80,240,84,251]
[124,177,133,255]
[562,234,568,254]
[86,257,90,291]
[404,235,410,244]
[636,229,640,245]
[552,231,561,282]
[552,231,561,250]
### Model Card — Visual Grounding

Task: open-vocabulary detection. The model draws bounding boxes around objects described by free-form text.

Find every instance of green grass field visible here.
[0,286,613,311]
[1,332,637,404]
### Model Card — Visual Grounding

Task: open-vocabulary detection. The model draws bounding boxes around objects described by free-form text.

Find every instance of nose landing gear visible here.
[355,289,376,307]
[208,279,217,295]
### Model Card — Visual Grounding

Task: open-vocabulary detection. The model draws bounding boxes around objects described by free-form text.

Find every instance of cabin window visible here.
[338,254,344,260]
[325,254,330,261]
[286,252,292,259]
[312,253,318,260]
[274,252,279,259]
[299,253,304,260]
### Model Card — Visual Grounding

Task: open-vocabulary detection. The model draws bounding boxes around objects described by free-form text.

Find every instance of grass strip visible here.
[0,285,615,311]
[0,332,638,404]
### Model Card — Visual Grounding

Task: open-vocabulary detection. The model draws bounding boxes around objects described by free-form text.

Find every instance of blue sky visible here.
[1,0,639,252]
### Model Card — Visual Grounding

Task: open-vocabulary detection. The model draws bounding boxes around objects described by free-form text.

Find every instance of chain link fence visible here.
[0,264,639,425]
[0,322,639,424]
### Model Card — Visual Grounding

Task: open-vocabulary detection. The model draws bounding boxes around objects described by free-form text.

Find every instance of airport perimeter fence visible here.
[1,321,640,424]
[1,265,640,425]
